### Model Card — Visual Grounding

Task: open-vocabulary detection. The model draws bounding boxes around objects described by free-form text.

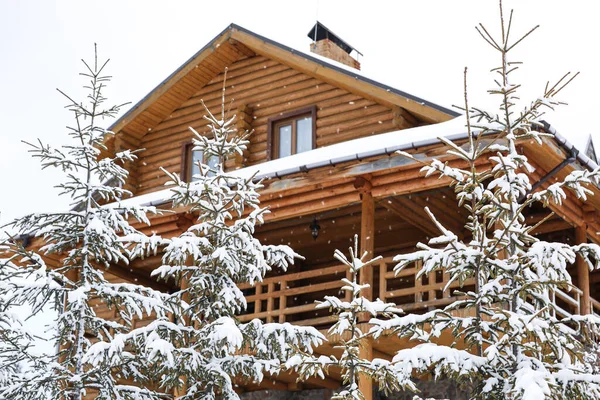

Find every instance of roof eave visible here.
[229,23,458,120]
[108,24,235,135]
[108,23,459,141]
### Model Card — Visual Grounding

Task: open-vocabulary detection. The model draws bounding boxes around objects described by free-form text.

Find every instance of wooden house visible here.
[76,22,600,398]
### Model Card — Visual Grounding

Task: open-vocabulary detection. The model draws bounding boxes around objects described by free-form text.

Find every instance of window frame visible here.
[181,142,219,182]
[267,106,317,160]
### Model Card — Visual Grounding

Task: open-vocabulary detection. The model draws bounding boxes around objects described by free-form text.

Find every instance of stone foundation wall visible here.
[240,389,335,400]
[240,380,468,400]
[378,379,469,400]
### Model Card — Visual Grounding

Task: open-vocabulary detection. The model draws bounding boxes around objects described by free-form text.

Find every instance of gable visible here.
[586,135,598,164]
[136,54,418,195]
[107,25,457,144]
[107,23,460,196]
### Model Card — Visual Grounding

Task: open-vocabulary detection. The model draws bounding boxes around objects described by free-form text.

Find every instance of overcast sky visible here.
[1,0,599,228]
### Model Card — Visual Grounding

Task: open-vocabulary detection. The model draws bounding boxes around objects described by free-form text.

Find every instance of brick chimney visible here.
[308,21,361,70]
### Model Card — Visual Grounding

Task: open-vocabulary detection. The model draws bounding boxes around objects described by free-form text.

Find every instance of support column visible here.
[358,339,373,400]
[59,267,79,365]
[357,178,375,301]
[576,225,591,315]
[355,176,374,400]
[175,272,191,398]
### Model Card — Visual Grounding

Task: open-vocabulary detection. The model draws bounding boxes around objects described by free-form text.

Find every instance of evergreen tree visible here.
[0,46,169,400]
[288,236,410,400]
[88,70,325,399]
[369,2,600,399]
[0,245,38,386]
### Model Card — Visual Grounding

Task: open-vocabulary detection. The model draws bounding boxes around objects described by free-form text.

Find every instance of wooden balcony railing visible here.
[592,298,600,317]
[238,264,349,327]
[239,257,596,327]
[377,258,476,312]
[551,287,582,319]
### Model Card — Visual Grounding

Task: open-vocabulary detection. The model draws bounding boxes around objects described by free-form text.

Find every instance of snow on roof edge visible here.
[112,118,470,209]
[111,119,600,212]
[542,122,599,172]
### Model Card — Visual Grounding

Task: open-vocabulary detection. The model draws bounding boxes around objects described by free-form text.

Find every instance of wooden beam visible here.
[392,106,418,129]
[381,197,438,238]
[104,263,172,292]
[358,339,373,400]
[359,185,375,300]
[230,29,456,123]
[576,224,591,314]
[357,179,374,400]
[265,191,361,223]
[527,214,572,235]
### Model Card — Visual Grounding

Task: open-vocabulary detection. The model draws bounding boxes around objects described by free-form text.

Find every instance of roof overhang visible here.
[105,23,459,154]
[109,118,599,216]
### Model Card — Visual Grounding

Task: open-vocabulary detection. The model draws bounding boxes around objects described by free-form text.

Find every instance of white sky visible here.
[1,0,599,228]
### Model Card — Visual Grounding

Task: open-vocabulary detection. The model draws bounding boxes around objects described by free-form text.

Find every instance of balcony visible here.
[239,256,600,329]
[247,187,600,329]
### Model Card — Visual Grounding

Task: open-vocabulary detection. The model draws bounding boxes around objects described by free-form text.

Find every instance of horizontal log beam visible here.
[104,262,172,293]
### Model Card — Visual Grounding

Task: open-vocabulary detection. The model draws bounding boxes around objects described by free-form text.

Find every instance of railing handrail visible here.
[240,264,347,288]
[554,288,580,307]
[563,284,584,296]
[237,255,595,326]
[590,298,600,316]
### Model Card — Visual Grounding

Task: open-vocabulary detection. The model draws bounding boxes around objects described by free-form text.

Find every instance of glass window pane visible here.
[207,155,219,177]
[278,124,292,158]
[190,149,203,181]
[296,116,312,154]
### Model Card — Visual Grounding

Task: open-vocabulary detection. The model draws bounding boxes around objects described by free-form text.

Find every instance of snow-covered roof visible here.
[114,118,471,208]
[541,121,598,172]
[112,117,598,210]
[585,135,599,164]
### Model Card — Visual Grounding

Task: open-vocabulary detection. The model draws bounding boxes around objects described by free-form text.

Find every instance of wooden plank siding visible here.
[136,55,415,195]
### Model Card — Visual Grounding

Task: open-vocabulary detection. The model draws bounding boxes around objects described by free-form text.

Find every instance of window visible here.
[181,143,219,181]
[267,106,316,160]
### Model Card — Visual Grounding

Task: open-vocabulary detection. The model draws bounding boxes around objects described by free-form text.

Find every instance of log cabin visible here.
[41,22,600,399]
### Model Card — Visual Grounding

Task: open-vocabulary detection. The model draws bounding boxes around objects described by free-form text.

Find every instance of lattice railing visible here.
[238,257,592,327]
[551,287,582,319]
[592,298,600,318]
[377,257,475,312]
[238,264,347,327]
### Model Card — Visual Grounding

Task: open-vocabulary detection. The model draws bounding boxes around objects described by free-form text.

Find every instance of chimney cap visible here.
[308,21,363,57]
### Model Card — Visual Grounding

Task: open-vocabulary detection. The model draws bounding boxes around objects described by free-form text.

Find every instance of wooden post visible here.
[379,260,387,303]
[358,339,373,400]
[576,225,591,315]
[255,284,263,314]
[279,280,287,323]
[59,267,79,365]
[358,184,375,301]
[175,272,192,398]
[355,176,374,400]
[267,282,275,322]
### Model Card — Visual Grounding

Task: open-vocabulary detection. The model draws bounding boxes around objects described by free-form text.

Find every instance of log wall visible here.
[137,55,409,195]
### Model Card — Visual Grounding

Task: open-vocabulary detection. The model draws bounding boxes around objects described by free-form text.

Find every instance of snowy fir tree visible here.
[288,236,411,400]
[0,47,169,399]
[368,2,600,399]
[86,70,325,399]
[0,244,40,386]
